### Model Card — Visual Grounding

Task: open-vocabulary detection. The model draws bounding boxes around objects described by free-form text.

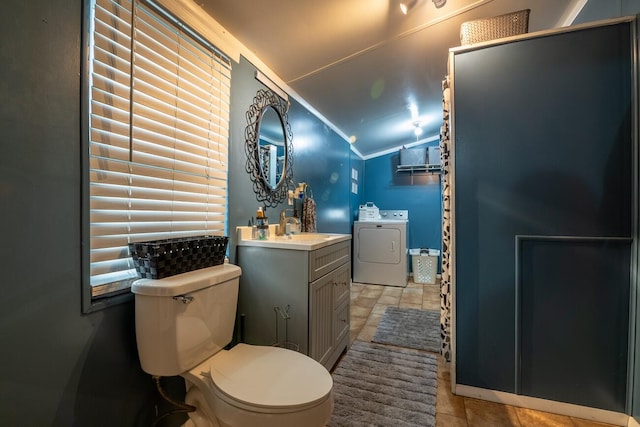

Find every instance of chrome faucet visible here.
[278,209,300,236]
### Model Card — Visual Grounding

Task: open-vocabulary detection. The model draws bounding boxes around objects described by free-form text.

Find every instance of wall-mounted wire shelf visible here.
[396,164,442,173]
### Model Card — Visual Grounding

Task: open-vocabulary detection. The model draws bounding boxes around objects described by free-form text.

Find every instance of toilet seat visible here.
[190,343,333,414]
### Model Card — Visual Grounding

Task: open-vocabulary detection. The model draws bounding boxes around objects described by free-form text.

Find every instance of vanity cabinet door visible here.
[309,273,334,366]
[310,261,351,368]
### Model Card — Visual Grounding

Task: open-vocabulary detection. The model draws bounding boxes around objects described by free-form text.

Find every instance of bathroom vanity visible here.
[235,227,351,370]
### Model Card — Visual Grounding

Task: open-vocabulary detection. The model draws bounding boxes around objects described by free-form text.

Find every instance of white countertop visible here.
[236,226,351,251]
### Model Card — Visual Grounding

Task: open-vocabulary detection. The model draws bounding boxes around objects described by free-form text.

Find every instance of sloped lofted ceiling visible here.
[198,0,580,157]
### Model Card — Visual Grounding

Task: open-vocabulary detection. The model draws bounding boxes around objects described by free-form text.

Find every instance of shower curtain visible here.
[440,77,452,362]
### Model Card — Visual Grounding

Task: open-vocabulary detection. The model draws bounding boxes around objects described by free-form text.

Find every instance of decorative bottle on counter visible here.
[253,206,269,240]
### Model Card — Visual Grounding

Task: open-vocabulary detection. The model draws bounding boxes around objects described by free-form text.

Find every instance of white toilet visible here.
[131,263,333,427]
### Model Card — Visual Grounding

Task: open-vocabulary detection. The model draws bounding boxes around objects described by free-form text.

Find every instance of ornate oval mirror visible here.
[258,106,285,189]
[245,89,293,207]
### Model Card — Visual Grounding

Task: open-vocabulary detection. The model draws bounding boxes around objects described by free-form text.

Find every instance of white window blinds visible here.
[89,0,231,298]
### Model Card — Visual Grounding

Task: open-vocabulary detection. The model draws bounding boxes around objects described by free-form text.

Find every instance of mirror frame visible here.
[245,89,293,207]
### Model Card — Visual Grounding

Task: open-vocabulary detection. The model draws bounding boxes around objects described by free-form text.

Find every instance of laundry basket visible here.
[410,249,440,284]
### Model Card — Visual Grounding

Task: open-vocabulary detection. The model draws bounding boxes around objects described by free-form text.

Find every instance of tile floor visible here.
[346,279,622,427]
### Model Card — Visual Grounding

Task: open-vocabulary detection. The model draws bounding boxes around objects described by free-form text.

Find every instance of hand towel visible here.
[302,197,317,233]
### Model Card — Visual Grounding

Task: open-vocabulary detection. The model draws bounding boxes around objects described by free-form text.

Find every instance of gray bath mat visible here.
[372,307,440,353]
[328,340,437,427]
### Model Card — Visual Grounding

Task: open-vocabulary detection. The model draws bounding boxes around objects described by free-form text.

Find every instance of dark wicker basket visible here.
[460,9,530,46]
[129,235,228,279]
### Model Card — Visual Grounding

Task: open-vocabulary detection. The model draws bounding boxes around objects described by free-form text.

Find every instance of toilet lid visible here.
[207,344,333,410]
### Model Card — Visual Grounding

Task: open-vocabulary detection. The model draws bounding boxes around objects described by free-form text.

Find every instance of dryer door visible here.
[357,225,401,264]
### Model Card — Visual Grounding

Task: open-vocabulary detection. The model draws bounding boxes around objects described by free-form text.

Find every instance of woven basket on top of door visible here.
[460,9,530,46]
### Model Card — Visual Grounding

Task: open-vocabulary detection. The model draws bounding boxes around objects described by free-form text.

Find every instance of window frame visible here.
[81,0,232,313]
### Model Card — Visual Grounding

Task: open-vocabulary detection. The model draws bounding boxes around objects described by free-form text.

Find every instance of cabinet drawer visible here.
[309,240,351,282]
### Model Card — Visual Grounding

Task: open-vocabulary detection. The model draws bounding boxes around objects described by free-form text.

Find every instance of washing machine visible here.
[353,209,408,287]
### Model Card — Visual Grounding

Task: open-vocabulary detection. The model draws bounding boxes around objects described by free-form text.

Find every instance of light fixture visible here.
[400,0,417,15]
[401,0,446,15]
[413,121,423,137]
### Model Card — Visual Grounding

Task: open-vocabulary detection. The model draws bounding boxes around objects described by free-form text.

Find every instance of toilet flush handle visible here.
[173,295,194,304]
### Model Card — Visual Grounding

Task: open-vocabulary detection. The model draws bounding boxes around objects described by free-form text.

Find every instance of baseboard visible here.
[629,416,640,427]
[455,384,628,426]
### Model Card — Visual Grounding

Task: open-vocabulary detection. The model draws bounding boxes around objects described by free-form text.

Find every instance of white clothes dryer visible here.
[353,210,408,287]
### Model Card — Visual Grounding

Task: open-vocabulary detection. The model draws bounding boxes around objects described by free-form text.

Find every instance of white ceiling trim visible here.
[556,0,589,26]
[350,144,365,159]
[361,134,440,160]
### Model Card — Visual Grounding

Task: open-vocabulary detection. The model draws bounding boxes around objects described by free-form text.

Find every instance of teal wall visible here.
[574,0,640,24]
[350,153,365,221]
[227,57,353,263]
[363,141,443,270]
[0,0,164,425]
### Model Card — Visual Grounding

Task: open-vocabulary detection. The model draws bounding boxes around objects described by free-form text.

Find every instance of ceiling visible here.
[198,0,580,157]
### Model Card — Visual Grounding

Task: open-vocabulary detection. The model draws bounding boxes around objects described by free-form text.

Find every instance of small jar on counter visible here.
[253,224,270,240]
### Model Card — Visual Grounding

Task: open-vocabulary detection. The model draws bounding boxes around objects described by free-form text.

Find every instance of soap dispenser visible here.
[254,206,269,240]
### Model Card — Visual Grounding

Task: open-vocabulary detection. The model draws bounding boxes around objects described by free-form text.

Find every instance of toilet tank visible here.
[131,264,242,377]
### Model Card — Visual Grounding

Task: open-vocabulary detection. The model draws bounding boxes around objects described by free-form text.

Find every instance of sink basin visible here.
[274,233,332,241]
